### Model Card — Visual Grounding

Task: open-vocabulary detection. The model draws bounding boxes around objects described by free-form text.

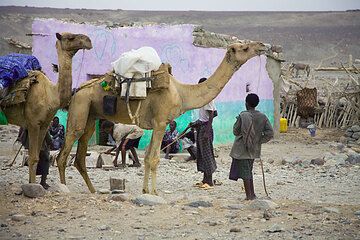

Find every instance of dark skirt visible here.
[229,158,254,181]
[120,137,141,150]
[196,122,217,175]
[36,150,50,176]
[161,140,179,153]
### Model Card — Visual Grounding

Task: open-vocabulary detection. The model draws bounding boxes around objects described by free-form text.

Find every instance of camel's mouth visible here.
[84,42,93,50]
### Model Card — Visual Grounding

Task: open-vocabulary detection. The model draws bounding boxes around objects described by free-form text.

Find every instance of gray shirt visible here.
[230,110,274,159]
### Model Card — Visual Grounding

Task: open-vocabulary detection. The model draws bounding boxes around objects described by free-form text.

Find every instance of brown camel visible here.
[56,41,266,194]
[2,32,92,183]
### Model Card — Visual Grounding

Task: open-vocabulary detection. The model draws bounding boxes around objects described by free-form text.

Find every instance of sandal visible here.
[193,182,204,187]
[214,179,223,186]
[199,183,214,190]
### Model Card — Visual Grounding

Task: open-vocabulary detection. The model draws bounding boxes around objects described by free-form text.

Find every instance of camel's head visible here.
[226,41,266,66]
[56,32,93,53]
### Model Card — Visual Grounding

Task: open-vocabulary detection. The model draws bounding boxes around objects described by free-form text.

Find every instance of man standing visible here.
[229,93,274,200]
[192,77,217,190]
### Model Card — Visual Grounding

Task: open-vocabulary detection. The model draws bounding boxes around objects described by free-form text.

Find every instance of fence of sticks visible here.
[280,65,360,129]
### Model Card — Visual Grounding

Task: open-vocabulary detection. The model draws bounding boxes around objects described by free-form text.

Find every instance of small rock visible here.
[310,158,325,166]
[263,209,273,220]
[354,210,360,216]
[267,224,284,233]
[1,223,7,227]
[276,181,286,185]
[98,189,110,194]
[109,193,129,202]
[249,199,278,210]
[67,236,86,240]
[98,225,111,231]
[133,194,166,206]
[345,154,360,165]
[230,227,241,232]
[323,207,340,214]
[344,130,353,138]
[351,125,360,132]
[11,214,26,222]
[281,156,302,165]
[187,200,213,208]
[226,204,245,210]
[339,136,348,144]
[208,221,217,226]
[352,132,360,140]
[49,183,70,193]
[21,184,46,198]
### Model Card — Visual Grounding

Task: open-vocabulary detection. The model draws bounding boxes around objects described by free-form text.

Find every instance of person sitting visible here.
[49,116,65,150]
[179,124,197,161]
[18,127,52,189]
[161,120,180,159]
[102,121,144,168]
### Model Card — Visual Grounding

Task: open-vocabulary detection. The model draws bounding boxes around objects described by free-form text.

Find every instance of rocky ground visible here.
[0,124,359,240]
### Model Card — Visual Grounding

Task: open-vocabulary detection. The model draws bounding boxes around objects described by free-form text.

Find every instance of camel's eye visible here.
[67,36,75,41]
[243,47,249,52]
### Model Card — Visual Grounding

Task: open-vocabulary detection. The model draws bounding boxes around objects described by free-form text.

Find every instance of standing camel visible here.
[2,32,92,183]
[56,41,266,194]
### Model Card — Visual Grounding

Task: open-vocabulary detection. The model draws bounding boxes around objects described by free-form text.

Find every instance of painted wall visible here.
[32,19,274,148]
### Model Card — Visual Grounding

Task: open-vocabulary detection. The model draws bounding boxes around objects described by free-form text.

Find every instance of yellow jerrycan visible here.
[280,118,288,133]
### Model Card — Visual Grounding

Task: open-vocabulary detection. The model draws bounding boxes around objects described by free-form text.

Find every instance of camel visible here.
[56,41,266,194]
[290,63,310,77]
[2,32,92,183]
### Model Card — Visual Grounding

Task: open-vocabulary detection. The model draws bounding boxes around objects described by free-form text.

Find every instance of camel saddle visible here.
[150,63,172,90]
[0,72,38,107]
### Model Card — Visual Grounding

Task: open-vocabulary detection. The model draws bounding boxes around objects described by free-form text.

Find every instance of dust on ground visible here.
[0,125,359,240]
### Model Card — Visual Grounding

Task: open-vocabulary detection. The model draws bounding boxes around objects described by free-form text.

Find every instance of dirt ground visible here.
[0,125,359,240]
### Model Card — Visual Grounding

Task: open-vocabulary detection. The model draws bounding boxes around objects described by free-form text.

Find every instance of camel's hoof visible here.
[142,188,149,194]
[151,190,158,196]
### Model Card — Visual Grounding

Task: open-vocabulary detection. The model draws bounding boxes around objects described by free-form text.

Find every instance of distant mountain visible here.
[1,6,359,65]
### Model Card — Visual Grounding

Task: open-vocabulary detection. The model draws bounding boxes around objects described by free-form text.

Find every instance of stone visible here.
[345,154,360,165]
[133,194,167,206]
[323,207,340,214]
[230,227,241,232]
[351,125,360,132]
[323,153,347,166]
[98,225,111,231]
[97,154,114,168]
[339,136,348,144]
[344,130,353,138]
[310,158,325,166]
[267,224,284,233]
[98,189,110,194]
[109,193,130,202]
[21,184,46,198]
[187,200,213,208]
[354,210,360,216]
[11,214,26,222]
[49,183,70,193]
[226,204,245,210]
[109,177,125,191]
[249,199,278,210]
[352,132,360,140]
[263,209,273,220]
[281,156,302,165]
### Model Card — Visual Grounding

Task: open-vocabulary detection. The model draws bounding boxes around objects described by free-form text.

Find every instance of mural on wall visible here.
[32,19,274,148]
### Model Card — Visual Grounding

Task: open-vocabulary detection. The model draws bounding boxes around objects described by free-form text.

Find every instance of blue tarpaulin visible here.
[0,53,41,89]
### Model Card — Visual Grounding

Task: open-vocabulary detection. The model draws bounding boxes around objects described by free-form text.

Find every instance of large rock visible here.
[132,194,167,206]
[345,154,360,165]
[310,158,325,166]
[108,193,130,202]
[21,184,46,198]
[248,199,278,210]
[344,130,353,138]
[323,153,347,166]
[351,125,360,132]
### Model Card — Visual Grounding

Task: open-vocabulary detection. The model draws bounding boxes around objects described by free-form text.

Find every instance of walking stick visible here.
[259,157,270,198]
[160,127,190,152]
[8,143,23,167]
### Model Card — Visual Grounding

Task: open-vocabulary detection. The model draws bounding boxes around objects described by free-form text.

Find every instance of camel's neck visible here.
[56,45,76,108]
[176,54,241,112]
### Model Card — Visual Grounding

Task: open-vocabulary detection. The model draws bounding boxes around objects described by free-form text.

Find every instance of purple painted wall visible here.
[32,19,273,101]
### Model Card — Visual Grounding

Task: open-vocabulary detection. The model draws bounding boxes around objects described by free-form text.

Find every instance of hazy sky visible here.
[1,0,360,11]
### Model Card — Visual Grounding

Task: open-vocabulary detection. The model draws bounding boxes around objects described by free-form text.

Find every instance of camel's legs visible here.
[143,124,166,195]
[57,95,91,184]
[73,118,96,193]
[27,127,40,183]
[57,131,79,185]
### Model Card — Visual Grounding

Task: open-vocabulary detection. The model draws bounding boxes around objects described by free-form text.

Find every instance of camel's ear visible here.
[56,33,62,40]
[227,45,236,53]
